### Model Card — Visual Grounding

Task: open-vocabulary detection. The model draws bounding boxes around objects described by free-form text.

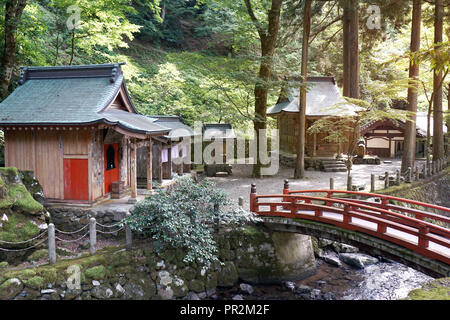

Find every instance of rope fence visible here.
[0,213,133,264]
[340,156,449,193]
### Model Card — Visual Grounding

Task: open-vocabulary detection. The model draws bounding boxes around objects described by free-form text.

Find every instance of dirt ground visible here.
[207,159,426,211]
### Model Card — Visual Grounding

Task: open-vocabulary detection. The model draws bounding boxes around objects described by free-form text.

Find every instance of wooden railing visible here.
[249,182,450,265]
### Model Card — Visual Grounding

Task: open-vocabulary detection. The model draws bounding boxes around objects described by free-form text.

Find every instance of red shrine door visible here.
[64,159,89,201]
[104,144,120,194]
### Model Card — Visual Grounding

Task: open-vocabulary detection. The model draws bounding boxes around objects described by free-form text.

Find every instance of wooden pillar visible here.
[162,143,173,180]
[129,138,137,202]
[147,139,153,190]
[313,133,317,157]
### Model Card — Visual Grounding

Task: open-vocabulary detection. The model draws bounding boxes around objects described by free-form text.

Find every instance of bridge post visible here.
[377,222,387,234]
[283,180,290,210]
[384,172,389,189]
[250,184,257,212]
[343,204,352,224]
[418,225,430,249]
[370,174,375,192]
[396,170,400,186]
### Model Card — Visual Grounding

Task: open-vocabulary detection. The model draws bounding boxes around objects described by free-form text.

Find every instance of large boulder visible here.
[0,278,24,300]
[339,253,379,269]
[0,167,48,263]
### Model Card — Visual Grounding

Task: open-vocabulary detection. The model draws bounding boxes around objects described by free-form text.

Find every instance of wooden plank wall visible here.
[4,129,93,201]
[278,114,352,157]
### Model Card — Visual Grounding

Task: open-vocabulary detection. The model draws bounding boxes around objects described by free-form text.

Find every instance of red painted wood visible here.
[104,143,120,194]
[64,159,89,201]
[250,191,450,265]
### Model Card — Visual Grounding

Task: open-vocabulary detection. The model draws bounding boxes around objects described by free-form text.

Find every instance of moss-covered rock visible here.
[0,262,8,269]
[0,278,23,300]
[27,249,48,262]
[188,279,205,293]
[217,261,238,288]
[406,278,450,300]
[84,265,107,280]
[24,276,45,290]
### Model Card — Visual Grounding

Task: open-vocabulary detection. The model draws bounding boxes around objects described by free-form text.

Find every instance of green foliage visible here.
[127,177,260,266]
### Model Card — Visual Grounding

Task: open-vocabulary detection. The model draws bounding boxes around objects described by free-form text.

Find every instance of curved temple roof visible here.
[0,63,169,137]
[267,77,358,117]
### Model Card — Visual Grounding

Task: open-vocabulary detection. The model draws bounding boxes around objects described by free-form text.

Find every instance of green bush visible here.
[127,177,260,266]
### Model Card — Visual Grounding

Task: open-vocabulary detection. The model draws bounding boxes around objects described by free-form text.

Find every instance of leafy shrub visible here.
[127,177,260,265]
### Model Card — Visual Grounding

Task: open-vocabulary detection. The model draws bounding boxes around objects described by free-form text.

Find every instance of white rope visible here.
[97,227,124,234]
[0,237,48,252]
[55,224,89,235]
[55,232,89,243]
[96,222,124,229]
[0,230,48,245]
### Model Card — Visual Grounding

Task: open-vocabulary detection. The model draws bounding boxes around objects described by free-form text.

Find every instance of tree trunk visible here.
[294,0,312,179]
[0,0,28,99]
[401,0,422,173]
[244,0,283,178]
[342,0,360,99]
[432,0,444,161]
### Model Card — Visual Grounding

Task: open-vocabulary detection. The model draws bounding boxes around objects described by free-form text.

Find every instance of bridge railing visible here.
[282,181,450,225]
[249,183,450,265]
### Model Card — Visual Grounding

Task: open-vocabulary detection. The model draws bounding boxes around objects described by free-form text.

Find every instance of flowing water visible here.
[215,258,433,300]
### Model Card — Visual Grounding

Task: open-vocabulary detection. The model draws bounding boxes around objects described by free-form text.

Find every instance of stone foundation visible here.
[0,225,317,300]
[48,207,130,232]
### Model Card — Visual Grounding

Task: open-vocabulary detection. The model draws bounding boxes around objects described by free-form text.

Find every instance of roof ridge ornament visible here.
[18,67,28,85]
[110,64,119,83]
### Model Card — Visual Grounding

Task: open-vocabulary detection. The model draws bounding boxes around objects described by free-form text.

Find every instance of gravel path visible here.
[208,159,426,211]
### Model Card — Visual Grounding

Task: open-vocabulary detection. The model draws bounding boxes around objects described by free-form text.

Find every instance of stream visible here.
[215,258,433,300]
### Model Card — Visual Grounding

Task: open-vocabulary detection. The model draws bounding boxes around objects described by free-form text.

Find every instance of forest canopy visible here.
[0,0,448,132]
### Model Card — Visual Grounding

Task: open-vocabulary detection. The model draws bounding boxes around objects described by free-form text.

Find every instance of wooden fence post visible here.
[48,223,56,264]
[347,175,352,191]
[396,170,400,186]
[407,167,412,183]
[385,171,389,189]
[370,174,375,193]
[238,196,244,207]
[329,178,334,190]
[125,212,132,251]
[414,167,419,181]
[89,218,96,255]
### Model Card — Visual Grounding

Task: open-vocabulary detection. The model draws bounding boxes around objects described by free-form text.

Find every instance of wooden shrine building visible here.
[137,116,196,185]
[0,63,170,205]
[267,77,357,158]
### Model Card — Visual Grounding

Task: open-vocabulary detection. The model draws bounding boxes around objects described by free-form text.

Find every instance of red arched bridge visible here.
[249,180,450,278]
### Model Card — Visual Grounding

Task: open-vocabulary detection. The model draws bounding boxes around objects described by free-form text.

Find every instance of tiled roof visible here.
[0,64,169,136]
[147,116,198,139]
[202,124,236,140]
[267,77,358,116]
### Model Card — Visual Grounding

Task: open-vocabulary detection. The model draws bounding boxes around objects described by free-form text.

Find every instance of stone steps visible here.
[321,160,348,172]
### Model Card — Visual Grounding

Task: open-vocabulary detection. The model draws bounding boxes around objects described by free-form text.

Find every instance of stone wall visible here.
[48,206,130,232]
[0,225,316,300]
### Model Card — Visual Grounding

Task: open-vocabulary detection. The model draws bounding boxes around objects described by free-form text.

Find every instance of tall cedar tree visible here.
[294,0,311,179]
[401,0,422,173]
[0,0,27,99]
[433,0,445,161]
[244,0,283,177]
